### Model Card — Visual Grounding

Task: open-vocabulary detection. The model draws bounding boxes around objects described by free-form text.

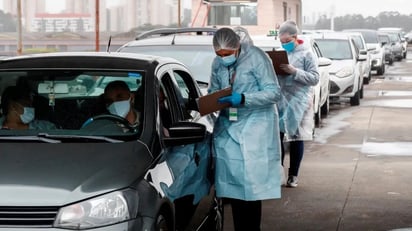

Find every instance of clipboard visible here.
[266,50,289,76]
[197,87,232,116]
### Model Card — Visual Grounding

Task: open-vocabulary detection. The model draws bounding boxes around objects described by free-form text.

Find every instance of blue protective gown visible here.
[208,43,282,201]
[277,42,319,141]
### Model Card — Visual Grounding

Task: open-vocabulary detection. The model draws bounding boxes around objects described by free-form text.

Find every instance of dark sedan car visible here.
[0,52,222,230]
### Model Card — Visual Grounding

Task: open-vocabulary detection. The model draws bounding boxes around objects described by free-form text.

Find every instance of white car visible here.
[117,28,217,95]
[345,32,372,84]
[344,29,386,75]
[252,34,332,127]
[378,27,408,59]
[118,28,332,127]
[313,32,366,106]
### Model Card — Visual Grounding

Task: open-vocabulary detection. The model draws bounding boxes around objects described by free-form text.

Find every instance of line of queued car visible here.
[118,27,334,128]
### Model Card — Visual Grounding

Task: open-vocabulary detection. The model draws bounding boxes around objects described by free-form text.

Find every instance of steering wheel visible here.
[81,114,137,132]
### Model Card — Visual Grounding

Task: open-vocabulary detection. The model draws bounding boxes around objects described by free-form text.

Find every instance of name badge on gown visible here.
[229,107,238,121]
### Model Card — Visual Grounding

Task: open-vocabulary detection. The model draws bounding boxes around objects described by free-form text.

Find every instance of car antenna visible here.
[171,33,176,45]
[106,35,112,53]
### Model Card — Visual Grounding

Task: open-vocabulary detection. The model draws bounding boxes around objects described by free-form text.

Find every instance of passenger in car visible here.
[103,80,140,126]
[277,20,320,188]
[0,85,56,130]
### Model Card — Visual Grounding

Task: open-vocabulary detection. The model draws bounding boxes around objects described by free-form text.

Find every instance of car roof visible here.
[343,29,377,33]
[378,27,403,31]
[121,35,214,47]
[311,32,353,40]
[0,52,186,81]
[135,27,217,40]
[251,35,281,49]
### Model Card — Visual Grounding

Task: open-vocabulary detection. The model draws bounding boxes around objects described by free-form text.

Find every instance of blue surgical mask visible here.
[219,54,237,67]
[20,107,35,124]
[107,99,131,118]
[282,40,295,52]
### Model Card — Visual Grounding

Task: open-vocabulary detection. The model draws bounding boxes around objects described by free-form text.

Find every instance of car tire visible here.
[321,96,329,117]
[314,110,321,128]
[377,63,385,75]
[363,73,370,85]
[403,51,407,59]
[350,90,360,106]
[155,212,172,231]
[389,57,394,65]
[360,85,364,99]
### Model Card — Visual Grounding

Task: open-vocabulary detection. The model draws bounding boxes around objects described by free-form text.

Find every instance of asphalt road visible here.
[223,50,412,231]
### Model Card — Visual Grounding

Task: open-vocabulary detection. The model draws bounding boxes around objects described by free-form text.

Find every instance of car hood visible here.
[328,60,354,74]
[0,141,152,206]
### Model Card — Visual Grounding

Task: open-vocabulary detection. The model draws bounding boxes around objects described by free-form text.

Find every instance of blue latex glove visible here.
[218,92,242,107]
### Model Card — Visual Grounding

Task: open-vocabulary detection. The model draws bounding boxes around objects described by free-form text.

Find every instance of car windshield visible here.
[387,33,400,42]
[358,31,379,43]
[378,35,390,44]
[351,36,365,50]
[119,45,215,83]
[315,39,353,60]
[0,70,144,141]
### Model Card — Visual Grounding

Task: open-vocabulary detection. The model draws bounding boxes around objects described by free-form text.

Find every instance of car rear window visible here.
[119,45,215,83]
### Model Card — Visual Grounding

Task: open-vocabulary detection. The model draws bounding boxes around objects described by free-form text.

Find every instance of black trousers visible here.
[227,198,262,231]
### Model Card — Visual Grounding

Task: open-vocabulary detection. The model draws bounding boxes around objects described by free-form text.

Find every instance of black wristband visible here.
[241,94,245,105]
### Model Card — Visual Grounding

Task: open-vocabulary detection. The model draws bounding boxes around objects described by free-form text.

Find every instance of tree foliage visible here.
[315,11,412,32]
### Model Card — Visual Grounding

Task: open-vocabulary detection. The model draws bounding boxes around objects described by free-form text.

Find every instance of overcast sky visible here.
[303,0,412,17]
[2,0,411,17]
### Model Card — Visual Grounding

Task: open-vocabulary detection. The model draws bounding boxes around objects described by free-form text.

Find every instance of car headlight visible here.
[335,66,353,78]
[54,190,139,230]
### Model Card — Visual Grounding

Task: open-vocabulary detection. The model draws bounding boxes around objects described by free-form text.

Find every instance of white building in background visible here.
[2,0,106,32]
[107,0,179,32]
[190,0,302,35]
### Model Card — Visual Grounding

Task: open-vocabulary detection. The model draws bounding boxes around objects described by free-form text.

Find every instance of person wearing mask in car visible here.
[103,80,140,128]
[0,85,56,130]
[208,27,282,231]
[277,20,319,188]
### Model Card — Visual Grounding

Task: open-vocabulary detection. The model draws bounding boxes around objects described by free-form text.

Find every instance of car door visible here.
[158,64,217,230]
[350,38,363,92]
[313,40,331,110]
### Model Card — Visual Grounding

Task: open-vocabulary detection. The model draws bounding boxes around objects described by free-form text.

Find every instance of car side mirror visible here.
[401,38,406,42]
[366,45,376,51]
[359,50,367,55]
[318,57,332,67]
[358,54,367,62]
[163,121,207,146]
[381,41,387,46]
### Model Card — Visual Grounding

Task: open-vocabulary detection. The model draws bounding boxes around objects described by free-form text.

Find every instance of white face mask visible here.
[20,107,35,124]
[107,99,131,118]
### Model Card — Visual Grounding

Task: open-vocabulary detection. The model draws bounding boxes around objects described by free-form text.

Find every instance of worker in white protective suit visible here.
[277,20,319,188]
[208,27,282,231]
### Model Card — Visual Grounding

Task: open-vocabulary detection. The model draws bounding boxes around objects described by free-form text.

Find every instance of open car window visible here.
[0,69,144,142]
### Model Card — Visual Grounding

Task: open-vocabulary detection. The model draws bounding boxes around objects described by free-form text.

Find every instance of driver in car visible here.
[103,80,140,128]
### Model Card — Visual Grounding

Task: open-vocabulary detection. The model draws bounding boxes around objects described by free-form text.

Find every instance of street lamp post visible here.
[17,0,23,55]
[178,0,181,27]
[95,0,100,51]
